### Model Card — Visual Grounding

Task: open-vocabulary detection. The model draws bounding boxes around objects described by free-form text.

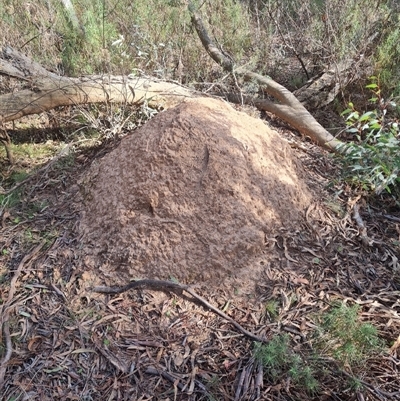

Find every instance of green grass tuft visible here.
[254,334,319,394]
[318,302,384,366]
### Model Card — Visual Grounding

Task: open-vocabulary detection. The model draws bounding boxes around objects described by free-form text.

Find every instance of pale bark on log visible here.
[0,47,198,124]
[0,75,195,123]
[1,36,342,153]
[189,7,342,152]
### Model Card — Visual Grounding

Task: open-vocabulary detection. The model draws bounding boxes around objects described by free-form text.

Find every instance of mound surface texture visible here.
[79,98,313,284]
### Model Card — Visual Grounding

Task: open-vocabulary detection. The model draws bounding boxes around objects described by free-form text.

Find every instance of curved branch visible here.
[93,279,268,343]
[189,10,234,71]
[189,6,342,152]
[222,92,342,149]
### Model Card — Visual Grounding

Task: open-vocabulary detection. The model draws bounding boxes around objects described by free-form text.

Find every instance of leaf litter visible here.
[0,99,399,400]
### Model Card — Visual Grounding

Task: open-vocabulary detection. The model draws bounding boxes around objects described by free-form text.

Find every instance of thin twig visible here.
[339,367,400,399]
[381,214,400,223]
[93,279,268,343]
[319,356,400,400]
[352,203,373,246]
[145,366,209,394]
[266,6,310,80]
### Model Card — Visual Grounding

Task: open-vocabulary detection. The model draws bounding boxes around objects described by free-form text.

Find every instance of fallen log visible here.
[0,36,343,158]
[0,46,198,124]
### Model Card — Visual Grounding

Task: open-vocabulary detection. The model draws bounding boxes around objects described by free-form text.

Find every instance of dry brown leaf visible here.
[389,335,400,355]
[173,351,185,367]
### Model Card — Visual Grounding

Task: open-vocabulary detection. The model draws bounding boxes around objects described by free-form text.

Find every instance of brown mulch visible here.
[1,106,400,400]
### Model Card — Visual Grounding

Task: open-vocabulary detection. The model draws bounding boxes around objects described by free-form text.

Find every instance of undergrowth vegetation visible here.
[255,301,385,396]
[2,1,400,196]
[338,78,400,196]
[1,0,399,95]
[316,302,384,366]
[254,334,319,394]
[0,2,399,399]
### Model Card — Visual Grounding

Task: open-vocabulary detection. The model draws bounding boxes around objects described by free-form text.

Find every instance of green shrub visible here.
[375,11,400,98]
[338,79,400,195]
[254,302,384,394]
[317,302,384,366]
[0,0,255,81]
[1,0,398,92]
[254,334,319,394]
[58,0,122,75]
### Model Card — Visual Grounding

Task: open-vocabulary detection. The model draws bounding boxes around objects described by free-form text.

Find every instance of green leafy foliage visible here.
[254,301,384,394]
[338,79,400,195]
[264,299,279,320]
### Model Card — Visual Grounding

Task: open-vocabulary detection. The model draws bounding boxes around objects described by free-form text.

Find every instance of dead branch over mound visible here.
[189,5,342,152]
[0,30,342,154]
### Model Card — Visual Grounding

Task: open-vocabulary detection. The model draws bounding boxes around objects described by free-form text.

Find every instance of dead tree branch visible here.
[189,6,342,152]
[93,279,268,344]
[0,46,198,124]
[1,35,343,153]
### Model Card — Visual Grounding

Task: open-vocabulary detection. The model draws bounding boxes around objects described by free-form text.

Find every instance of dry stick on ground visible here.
[0,241,46,388]
[188,4,342,152]
[331,364,400,400]
[93,280,267,344]
[234,356,261,401]
[352,203,373,247]
[145,366,210,396]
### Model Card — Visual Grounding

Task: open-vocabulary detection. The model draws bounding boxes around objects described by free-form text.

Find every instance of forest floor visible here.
[1,102,400,401]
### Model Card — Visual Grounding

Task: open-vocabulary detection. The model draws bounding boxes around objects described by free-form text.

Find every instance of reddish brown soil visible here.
[78,98,313,286]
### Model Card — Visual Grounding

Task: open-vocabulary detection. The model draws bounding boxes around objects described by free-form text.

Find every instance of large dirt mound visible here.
[78,98,313,285]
